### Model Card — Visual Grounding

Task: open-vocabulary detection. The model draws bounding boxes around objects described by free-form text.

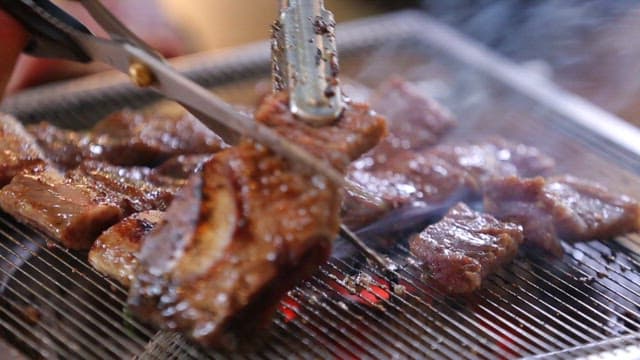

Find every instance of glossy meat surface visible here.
[89,210,163,287]
[409,203,523,294]
[344,150,475,228]
[0,114,47,186]
[370,78,456,150]
[0,168,123,250]
[28,110,226,169]
[128,92,387,347]
[484,175,640,256]
[431,138,555,186]
[343,138,554,228]
[68,161,176,215]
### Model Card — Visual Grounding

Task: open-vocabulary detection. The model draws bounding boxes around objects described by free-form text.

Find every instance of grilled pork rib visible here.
[0,168,123,250]
[409,202,523,294]
[484,175,640,256]
[128,92,387,347]
[28,110,226,169]
[0,159,184,250]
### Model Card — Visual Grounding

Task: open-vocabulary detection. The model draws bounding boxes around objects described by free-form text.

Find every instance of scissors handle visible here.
[0,0,92,62]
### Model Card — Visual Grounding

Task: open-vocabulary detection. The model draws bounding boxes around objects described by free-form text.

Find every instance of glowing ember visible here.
[278,295,300,322]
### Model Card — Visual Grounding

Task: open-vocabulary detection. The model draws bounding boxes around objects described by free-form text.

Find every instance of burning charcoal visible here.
[409,203,523,294]
[0,168,123,250]
[28,110,227,169]
[128,91,387,348]
[0,114,48,187]
[89,210,163,287]
[370,77,456,151]
[483,176,640,257]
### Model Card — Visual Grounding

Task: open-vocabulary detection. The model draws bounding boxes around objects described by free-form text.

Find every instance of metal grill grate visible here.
[1,11,640,359]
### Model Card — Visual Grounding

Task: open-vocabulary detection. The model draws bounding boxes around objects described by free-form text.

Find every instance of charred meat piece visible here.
[370,77,456,151]
[343,138,554,229]
[484,176,640,256]
[0,168,123,250]
[431,138,555,186]
[89,210,163,287]
[128,92,387,348]
[28,110,226,169]
[409,203,523,294]
[343,151,475,228]
[0,114,47,186]
[67,161,176,215]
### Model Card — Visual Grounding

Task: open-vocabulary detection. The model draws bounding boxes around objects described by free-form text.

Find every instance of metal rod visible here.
[339,225,397,276]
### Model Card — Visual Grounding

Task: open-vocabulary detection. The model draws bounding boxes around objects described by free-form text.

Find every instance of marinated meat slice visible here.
[483,176,640,257]
[409,203,523,294]
[0,114,47,186]
[23,123,84,171]
[89,210,163,287]
[370,78,456,151]
[128,92,387,348]
[148,154,212,188]
[343,138,554,229]
[343,151,475,228]
[256,93,388,170]
[0,168,123,250]
[431,138,555,186]
[28,110,226,169]
[67,161,176,215]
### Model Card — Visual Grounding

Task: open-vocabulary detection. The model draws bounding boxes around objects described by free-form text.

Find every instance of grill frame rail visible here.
[1,10,640,359]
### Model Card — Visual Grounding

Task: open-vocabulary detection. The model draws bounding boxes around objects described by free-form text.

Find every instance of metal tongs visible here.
[0,0,347,188]
[274,0,397,275]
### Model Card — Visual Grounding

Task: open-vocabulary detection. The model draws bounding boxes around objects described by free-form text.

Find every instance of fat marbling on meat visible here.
[409,202,523,294]
[483,175,640,256]
[127,92,387,348]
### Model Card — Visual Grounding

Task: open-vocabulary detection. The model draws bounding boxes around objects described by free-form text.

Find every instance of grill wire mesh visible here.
[1,11,640,359]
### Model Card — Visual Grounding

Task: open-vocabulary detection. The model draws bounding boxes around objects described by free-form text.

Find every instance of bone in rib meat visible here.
[409,202,523,294]
[483,175,640,256]
[128,92,387,348]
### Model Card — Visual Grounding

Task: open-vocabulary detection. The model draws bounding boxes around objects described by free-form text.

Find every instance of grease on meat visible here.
[483,175,640,256]
[409,203,523,294]
[128,92,387,348]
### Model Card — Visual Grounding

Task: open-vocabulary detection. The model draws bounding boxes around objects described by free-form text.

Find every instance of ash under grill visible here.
[1,11,640,359]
